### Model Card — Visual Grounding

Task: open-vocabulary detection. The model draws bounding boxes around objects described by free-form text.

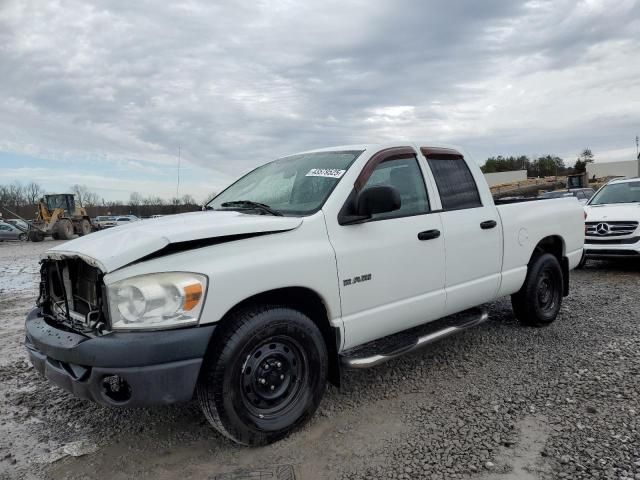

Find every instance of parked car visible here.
[94,216,117,229]
[0,222,27,241]
[113,216,140,227]
[25,143,584,446]
[5,218,29,231]
[580,177,640,266]
[538,188,595,205]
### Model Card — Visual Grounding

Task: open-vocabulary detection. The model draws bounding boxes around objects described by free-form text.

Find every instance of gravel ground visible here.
[0,240,639,480]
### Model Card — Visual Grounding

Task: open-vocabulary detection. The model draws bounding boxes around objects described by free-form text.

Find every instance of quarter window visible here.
[427,157,482,210]
[362,156,430,219]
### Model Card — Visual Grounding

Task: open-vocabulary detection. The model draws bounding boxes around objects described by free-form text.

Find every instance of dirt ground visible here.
[1,240,639,480]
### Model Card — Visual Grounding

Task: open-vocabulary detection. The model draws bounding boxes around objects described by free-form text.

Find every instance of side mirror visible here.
[356,185,401,217]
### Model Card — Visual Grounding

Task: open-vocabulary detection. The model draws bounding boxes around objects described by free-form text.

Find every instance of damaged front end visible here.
[25,255,216,407]
[38,257,109,336]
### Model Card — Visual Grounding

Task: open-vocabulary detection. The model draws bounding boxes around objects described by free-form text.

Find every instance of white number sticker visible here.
[306,168,346,178]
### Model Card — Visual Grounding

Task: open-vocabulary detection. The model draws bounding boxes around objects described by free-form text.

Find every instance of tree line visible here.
[0,182,211,220]
[480,149,595,177]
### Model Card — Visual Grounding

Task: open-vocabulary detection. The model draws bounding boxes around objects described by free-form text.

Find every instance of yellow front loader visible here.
[28,194,92,242]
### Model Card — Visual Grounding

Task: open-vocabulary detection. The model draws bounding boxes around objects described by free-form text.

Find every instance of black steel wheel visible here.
[511,252,563,327]
[197,306,328,446]
[239,337,307,419]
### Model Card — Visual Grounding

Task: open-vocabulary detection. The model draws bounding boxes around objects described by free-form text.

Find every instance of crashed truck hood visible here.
[45,210,303,273]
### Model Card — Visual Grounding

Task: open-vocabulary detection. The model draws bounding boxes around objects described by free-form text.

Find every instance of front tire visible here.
[575,250,587,269]
[55,219,74,240]
[511,253,563,327]
[28,230,44,242]
[78,219,92,236]
[197,306,328,446]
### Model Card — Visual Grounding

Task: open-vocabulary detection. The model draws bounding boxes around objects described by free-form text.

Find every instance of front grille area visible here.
[39,258,108,335]
[585,221,639,237]
[585,236,640,245]
[585,249,640,256]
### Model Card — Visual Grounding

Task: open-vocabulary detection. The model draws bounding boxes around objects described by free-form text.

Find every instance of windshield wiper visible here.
[219,200,284,216]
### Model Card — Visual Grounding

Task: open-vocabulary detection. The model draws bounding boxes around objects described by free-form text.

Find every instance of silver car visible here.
[0,222,27,241]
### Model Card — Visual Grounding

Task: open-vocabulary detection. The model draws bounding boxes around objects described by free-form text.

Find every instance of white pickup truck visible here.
[25,144,584,446]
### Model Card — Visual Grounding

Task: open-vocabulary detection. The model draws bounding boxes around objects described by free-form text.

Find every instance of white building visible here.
[587,159,640,179]
[483,170,528,187]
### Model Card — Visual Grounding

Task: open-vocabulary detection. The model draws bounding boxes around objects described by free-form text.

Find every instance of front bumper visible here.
[584,236,640,258]
[25,308,215,407]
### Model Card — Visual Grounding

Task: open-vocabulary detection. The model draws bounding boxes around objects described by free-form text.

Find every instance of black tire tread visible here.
[197,305,326,445]
[197,306,270,444]
[511,252,563,327]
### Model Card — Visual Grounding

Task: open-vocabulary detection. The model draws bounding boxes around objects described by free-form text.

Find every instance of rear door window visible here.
[426,157,482,210]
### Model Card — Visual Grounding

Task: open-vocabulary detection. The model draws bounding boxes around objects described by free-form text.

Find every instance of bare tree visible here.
[202,191,217,204]
[0,185,10,207]
[25,182,44,205]
[71,184,89,208]
[129,192,143,207]
[84,191,100,207]
[181,194,196,205]
[8,182,25,209]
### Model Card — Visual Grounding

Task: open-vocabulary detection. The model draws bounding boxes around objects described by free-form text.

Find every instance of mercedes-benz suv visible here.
[583,177,640,265]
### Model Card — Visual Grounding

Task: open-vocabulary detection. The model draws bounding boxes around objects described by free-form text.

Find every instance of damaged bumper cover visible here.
[25,308,215,407]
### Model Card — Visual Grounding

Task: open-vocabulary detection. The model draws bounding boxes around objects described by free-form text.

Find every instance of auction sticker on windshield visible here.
[306,168,346,178]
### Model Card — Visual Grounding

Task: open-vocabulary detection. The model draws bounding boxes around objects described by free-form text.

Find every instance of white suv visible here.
[583,177,640,264]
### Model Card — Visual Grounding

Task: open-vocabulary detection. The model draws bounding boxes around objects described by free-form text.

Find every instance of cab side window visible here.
[362,156,430,220]
[427,157,482,210]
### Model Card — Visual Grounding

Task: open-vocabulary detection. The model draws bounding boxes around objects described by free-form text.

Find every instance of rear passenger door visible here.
[421,148,502,314]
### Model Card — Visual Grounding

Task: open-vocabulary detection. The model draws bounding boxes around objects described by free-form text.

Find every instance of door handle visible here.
[418,229,441,240]
[480,220,497,229]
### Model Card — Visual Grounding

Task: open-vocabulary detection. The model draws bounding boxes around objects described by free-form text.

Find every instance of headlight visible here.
[107,272,207,330]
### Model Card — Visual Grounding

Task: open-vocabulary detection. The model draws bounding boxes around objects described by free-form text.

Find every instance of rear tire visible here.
[511,253,563,327]
[197,306,328,446]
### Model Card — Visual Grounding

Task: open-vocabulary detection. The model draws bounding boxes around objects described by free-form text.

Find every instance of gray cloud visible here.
[1,0,639,190]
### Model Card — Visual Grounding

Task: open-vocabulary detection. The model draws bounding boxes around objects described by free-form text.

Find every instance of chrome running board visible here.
[341,308,489,369]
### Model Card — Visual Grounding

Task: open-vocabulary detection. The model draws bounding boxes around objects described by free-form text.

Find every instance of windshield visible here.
[208,150,363,215]
[589,181,640,205]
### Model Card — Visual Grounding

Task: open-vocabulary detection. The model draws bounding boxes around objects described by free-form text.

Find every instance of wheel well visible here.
[218,287,341,387]
[531,235,569,296]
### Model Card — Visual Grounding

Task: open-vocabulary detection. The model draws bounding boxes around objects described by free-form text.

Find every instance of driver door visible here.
[325,148,446,350]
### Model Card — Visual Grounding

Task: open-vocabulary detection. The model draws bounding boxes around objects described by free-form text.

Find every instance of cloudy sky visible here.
[1,0,639,202]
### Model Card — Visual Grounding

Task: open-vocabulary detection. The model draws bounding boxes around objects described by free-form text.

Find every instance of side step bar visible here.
[341,308,489,369]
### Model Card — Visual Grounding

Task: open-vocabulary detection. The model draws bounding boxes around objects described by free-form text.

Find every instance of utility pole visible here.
[636,136,639,176]
[176,144,181,200]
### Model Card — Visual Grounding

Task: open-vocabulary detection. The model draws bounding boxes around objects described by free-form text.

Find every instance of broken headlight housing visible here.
[107,272,207,330]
